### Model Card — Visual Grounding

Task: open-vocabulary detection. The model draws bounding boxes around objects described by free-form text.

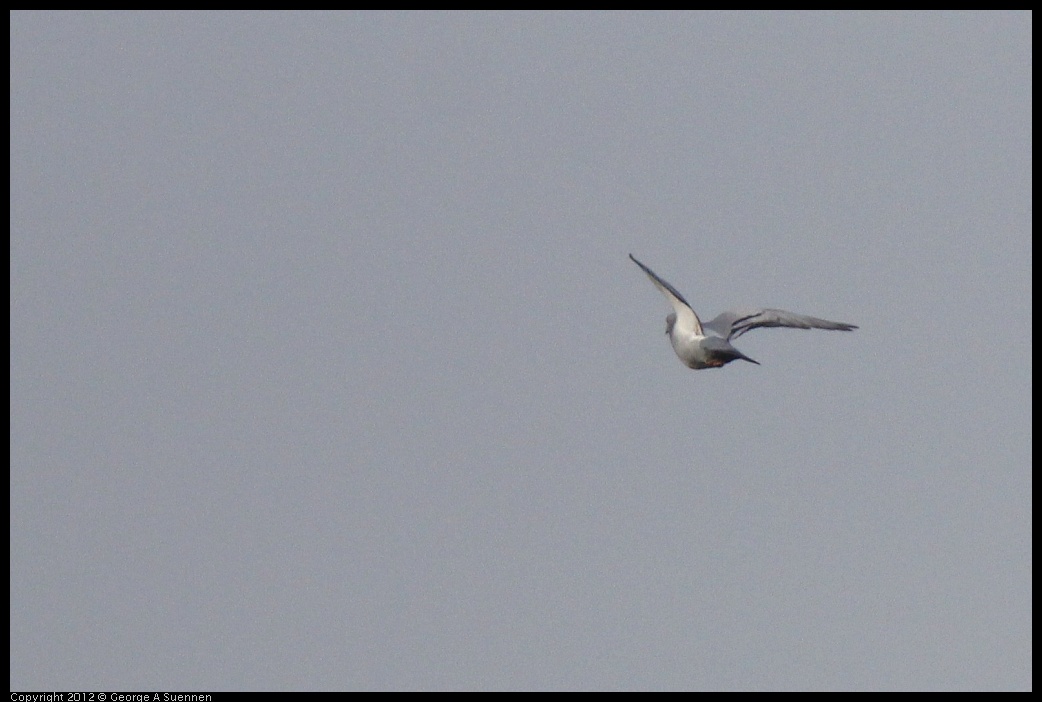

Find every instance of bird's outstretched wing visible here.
[703,309,858,340]
[629,254,704,336]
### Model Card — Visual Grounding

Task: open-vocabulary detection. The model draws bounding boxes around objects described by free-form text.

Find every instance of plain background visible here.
[10,11,1031,691]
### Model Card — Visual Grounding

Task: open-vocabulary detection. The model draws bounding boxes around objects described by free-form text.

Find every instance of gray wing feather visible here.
[704,309,858,340]
[629,254,704,336]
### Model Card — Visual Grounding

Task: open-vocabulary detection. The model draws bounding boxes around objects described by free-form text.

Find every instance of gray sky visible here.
[10,11,1031,691]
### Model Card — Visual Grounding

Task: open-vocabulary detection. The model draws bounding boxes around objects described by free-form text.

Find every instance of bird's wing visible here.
[703,308,858,340]
[629,254,703,336]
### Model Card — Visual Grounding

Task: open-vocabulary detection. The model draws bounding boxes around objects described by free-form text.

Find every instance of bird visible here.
[629,253,857,369]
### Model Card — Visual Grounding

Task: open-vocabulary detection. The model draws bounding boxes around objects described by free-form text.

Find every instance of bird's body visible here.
[629,254,856,370]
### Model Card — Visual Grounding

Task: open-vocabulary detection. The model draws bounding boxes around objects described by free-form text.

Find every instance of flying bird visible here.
[629,253,857,369]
